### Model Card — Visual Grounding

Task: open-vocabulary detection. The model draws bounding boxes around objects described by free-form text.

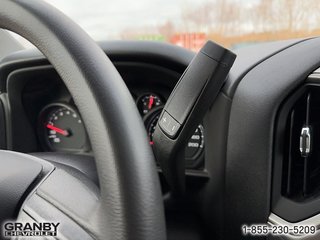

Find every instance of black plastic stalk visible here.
[153,41,236,196]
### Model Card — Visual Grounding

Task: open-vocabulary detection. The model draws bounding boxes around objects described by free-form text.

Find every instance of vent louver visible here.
[282,88,320,201]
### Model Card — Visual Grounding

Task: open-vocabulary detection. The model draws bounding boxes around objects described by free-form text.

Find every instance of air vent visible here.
[282,87,320,201]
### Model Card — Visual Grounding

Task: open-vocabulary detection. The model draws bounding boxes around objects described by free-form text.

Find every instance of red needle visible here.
[46,124,69,136]
[148,95,154,109]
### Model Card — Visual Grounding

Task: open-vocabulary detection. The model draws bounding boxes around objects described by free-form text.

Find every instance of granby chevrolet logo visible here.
[2,222,60,237]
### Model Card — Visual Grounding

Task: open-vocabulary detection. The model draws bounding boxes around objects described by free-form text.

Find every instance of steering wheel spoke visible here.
[0,151,51,225]
[0,150,103,240]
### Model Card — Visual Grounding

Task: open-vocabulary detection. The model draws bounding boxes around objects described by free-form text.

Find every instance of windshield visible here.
[10,0,320,51]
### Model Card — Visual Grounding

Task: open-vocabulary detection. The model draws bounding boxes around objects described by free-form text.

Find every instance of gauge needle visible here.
[148,95,154,109]
[46,124,69,136]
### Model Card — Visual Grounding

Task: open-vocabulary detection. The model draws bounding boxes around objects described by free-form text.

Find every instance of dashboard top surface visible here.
[1,39,312,98]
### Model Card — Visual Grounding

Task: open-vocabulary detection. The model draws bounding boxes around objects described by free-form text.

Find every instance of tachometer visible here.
[38,103,90,152]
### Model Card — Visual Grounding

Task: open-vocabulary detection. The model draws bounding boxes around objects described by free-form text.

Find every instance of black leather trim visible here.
[0,1,165,240]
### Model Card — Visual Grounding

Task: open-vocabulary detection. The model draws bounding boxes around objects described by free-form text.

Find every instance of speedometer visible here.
[38,103,90,152]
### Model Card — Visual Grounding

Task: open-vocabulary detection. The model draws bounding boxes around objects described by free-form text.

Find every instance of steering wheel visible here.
[0,1,166,240]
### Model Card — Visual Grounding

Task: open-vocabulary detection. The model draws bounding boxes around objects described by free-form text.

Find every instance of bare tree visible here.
[158,20,175,40]
[251,0,320,33]
[121,0,320,47]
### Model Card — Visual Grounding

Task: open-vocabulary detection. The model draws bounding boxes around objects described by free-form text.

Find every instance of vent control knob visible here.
[300,126,312,157]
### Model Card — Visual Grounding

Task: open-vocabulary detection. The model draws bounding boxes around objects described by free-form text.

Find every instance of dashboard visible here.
[4,39,320,239]
[1,51,204,170]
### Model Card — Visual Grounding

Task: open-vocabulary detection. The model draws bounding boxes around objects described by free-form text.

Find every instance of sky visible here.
[44,0,205,40]
[11,0,259,48]
[43,0,258,40]
[7,0,320,51]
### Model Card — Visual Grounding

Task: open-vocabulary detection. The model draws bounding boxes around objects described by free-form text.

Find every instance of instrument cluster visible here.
[37,92,205,168]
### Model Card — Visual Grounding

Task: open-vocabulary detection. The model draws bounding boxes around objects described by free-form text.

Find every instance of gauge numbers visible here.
[39,103,89,152]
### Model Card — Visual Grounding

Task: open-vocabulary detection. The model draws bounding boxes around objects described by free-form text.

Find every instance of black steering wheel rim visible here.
[0,1,165,240]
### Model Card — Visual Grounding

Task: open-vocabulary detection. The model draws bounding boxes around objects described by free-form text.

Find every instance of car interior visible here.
[1,1,320,240]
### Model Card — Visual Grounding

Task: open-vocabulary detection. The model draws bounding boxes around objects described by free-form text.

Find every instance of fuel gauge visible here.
[137,93,163,115]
